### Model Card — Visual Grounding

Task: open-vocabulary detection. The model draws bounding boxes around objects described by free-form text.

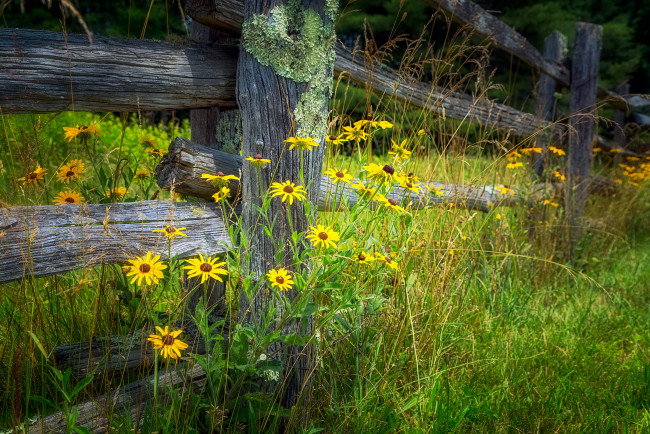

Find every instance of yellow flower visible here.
[106,187,127,200]
[382,197,406,213]
[184,254,228,283]
[549,146,566,156]
[245,154,271,168]
[426,184,444,197]
[375,253,398,270]
[496,213,502,220]
[63,124,101,142]
[496,186,515,195]
[351,182,377,199]
[404,172,421,183]
[363,163,401,185]
[285,136,320,152]
[355,251,374,265]
[53,190,84,205]
[306,224,340,249]
[610,148,622,154]
[269,181,306,205]
[342,126,368,142]
[400,179,421,194]
[506,151,522,160]
[614,178,623,184]
[520,147,542,155]
[543,200,559,207]
[57,161,85,183]
[506,161,523,169]
[123,251,167,286]
[324,168,354,184]
[326,134,347,145]
[592,147,602,153]
[134,169,150,180]
[18,167,47,185]
[201,172,239,187]
[353,117,392,130]
[417,128,430,137]
[147,326,188,361]
[553,171,566,181]
[152,225,187,239]
[267,268,294,291]
[388,139,412,160]
[212,187,231,203]
[145,147,168,157]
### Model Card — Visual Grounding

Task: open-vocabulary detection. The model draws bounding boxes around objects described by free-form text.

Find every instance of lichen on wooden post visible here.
[236,0,336,416]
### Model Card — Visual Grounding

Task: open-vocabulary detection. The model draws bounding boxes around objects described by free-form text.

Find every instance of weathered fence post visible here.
[533,31,567,177]
[566,22,602,250]
[236,0,336,417]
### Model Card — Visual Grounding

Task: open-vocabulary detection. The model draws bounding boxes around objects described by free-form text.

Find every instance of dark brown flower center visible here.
[318,232,328,240]
[358,253,366,261]
[139,263,151,273]
[66,170,75,177]
[80,125,87,130]
[408,172,414,178]
[165,226,176,234]
[162,334,175,346]
[382,164,395,176]
[406,182,413,188]
[254,154,262,159]
[200,263,212,273]
[388,199,397,206]
[276,276,285,284]
[329,135,337,141]
[216,171,225,177]
[385,257,392,263]
[65,197,75,203]
[28,172,38,179]
[366,115,374,121]
[283,185,294,193]
[336,171,344,178]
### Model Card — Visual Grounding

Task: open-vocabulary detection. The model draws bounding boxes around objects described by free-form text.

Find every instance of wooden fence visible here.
[0,0,648,430]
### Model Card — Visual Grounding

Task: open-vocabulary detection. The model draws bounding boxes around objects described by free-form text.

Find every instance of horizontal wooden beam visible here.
[423,0,646,111]
[0,28,238,113]
[0,200,231,284]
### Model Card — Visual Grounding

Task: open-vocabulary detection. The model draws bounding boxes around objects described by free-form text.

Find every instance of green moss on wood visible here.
[215,111,242,155]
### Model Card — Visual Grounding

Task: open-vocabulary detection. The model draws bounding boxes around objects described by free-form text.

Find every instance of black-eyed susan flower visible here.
[18,167,47,185]
[404,172,421,183]
[306,225,340,249]
[351,182,377,199]
[212,187,230,203]
[355,251,374,265]
[63,124,101,142]
[141,136,157,148]
[543,200,559,207]
[269,181,306,205]
[152,225,187,239]
[53,190,84,205]
[201,172,239,187]
[592,147,602,153]
[520,147,542,155]
[324,168,354,184]
[382,198,406,213]
[388,139,412,160]
[363,163,401,185]
[353,117,392,130]
[342,125,368,142]
[375,253,399,271]
[417,128,431,137]
[549,146,566,156]
[184,254,228,283]
[400,179,421,194]
[506,151,522,160]
[553,171,566,181]
[145,147,168,157]
[495,186,515,195]
[285,136,319,151]
[134,169,150,181]
[57,161,85,183]
[426,184,444,197]
[325,134,346,146]
[267,268,294,291]
[106,187,127,200]
[123,251,167,286]
[245,154,271,168]
[147,326,188,361]
[506,161,523,169]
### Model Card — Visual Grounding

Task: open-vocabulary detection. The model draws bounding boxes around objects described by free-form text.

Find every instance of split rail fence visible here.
[0,0,648,430]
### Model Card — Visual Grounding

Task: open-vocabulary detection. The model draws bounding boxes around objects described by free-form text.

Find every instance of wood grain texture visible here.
[155,137,523,212]
[0,200,231,284]
[0,28,238,113]
[566,23,602,245]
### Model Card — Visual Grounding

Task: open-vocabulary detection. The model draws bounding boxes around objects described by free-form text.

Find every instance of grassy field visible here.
[1,106,649,433]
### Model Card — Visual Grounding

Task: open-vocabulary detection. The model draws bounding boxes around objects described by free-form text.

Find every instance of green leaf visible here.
[271,333,308,346]
[28,330,49,360]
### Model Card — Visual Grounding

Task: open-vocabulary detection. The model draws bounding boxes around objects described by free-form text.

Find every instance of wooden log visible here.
[0,200,231,284]
[533,31,567,177]
[155,137,522,213]
[566,23,602,248]
[0,28,238,113]
[27,363,206,433]
[422,0,640,112]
